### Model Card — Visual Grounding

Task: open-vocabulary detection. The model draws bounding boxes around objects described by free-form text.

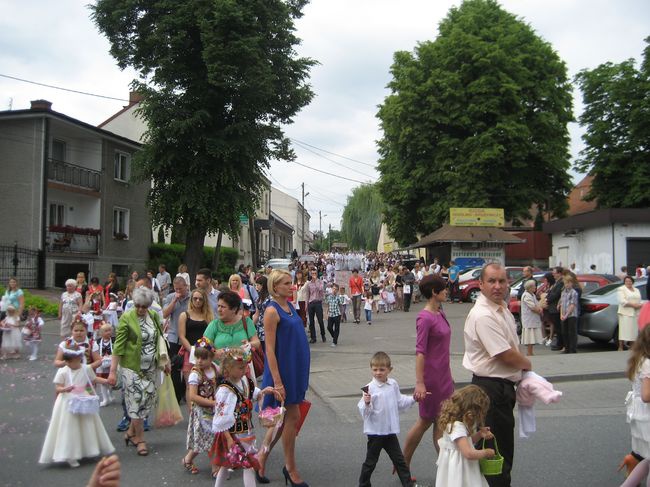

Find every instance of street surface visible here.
[0,300,634,486]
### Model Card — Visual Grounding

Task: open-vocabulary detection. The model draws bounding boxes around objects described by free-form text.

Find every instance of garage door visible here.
[627,238,650,272]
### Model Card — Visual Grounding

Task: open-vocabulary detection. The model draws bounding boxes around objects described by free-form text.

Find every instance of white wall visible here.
[550,223,650,274]
[100,104,148,142]
[271,186,310,254]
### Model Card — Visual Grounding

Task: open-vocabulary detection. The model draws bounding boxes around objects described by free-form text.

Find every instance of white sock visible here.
[31,343,39,358]
[242,468,256,487]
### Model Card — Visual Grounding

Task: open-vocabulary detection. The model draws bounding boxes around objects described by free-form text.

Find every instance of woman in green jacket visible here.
[108,287,169,456]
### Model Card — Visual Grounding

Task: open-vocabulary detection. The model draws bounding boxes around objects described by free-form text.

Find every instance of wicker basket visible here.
[259,403,285,428]
[479,437,504,476]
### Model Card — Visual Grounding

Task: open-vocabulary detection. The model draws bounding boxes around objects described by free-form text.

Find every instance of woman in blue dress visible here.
[259,269,310,487]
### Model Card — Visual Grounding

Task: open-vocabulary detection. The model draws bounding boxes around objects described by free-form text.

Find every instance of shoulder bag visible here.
[242,318,265,378]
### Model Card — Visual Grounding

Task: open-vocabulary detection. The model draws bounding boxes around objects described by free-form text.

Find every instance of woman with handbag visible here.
[39,340,114,467]
[107,287,170,456]
[202,290,261,373]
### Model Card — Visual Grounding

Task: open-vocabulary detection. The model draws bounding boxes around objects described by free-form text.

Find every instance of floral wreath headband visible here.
[194,337,215,352]
[59,338,85,357]
[222,346,252,364]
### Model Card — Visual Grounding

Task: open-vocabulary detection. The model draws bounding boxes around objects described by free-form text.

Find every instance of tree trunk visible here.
[184,225,206,285]
[211,231,223,276]
[249,215,257,270]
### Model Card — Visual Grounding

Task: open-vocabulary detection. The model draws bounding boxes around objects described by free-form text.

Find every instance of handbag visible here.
[242,319,265,377]
[67,367,100,415]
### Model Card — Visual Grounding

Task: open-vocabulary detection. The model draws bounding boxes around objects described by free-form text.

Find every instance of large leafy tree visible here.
[341,184,383,250]
[574,38,650,208]
[376,0,573,245]
[91,0,315,275]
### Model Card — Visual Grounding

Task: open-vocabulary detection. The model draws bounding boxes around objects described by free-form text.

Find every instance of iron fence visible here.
[0,244,41,288]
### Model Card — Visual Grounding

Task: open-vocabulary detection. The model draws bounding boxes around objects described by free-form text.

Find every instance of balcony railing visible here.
[47,230,99,254]
[48,158,101,192]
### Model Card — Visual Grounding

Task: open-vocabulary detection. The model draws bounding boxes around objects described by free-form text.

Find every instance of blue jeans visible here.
[365,309,372,323]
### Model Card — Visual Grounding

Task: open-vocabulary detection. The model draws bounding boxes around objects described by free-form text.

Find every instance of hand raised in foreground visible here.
[87,454,121,487]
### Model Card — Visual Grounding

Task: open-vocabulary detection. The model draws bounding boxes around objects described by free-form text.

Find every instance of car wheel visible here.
[589,337,611,345]
[468,289,480,303]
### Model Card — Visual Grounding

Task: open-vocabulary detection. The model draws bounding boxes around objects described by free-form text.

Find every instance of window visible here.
[114,152,130,182]
[111,264,129,278]
[52,139,66,161]
[112,207,130,239]
[49,203,65,227]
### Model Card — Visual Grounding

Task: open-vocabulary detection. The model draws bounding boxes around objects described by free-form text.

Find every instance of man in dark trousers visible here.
[463,263,532,487]
[545,267,565,351]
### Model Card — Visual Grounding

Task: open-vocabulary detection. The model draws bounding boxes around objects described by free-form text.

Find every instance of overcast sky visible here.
[1,0,648,233]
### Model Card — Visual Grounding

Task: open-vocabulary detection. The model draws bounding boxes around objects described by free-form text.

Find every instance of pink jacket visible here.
[516,372,562,407]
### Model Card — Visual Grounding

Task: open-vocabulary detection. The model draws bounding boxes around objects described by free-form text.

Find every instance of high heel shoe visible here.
[255,471,270,484]
[124,433,136,447]
[282,466,308,487]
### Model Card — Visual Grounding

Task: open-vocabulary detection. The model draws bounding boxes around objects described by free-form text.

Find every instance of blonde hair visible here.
[228,274,242,291]
[370,351,391,368]
[221,348,247,376]
[438,385,490,436]
[628,326,650,381]
[267,269,292,299]
[99,323,113,334]
[189,288,214,322]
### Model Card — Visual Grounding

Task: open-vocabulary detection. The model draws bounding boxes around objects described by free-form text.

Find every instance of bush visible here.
[0,286,59,316]
[148,243,239,282]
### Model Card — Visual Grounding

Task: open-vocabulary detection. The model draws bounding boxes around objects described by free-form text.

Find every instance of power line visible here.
[292,160,369,184]
[0,73,129,102]
[293,139,376,179]
[290,137,377,168]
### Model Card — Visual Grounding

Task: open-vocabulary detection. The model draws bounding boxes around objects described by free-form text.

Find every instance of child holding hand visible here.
[358,351,417,487]
[435,385,495,487]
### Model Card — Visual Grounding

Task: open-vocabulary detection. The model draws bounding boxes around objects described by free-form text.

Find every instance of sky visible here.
[1,0,648,233]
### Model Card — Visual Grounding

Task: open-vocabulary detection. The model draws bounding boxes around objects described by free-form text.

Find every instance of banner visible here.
[449,208,504,227]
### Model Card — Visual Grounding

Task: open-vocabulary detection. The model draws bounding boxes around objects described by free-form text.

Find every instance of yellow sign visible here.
[449,208,504,227]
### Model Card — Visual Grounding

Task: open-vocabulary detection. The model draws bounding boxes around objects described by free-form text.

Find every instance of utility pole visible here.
[301,183,309,255]
[328,223,332,251]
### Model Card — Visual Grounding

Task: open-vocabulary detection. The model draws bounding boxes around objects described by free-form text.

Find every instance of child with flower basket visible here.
[210,347,274,486]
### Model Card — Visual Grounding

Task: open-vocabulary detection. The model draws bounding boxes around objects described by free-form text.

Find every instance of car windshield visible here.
[587,282,623,296]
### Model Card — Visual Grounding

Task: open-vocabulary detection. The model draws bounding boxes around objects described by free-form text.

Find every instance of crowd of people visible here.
[2,250,650,486]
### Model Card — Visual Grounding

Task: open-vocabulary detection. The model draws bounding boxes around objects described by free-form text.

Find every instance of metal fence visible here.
[0,244,41,288]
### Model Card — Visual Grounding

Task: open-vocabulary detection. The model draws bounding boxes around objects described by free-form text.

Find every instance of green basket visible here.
[479,437,504,476]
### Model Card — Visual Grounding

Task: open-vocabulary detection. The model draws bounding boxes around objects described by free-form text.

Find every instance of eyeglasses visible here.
[134,304,149,309]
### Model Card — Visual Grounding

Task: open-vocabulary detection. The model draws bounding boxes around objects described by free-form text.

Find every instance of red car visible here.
[459,267,542,303]
[508,273,620,321]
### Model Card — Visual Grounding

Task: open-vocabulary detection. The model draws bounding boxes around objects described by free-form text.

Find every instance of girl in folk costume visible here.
[183,337,220,476]
[210,348,274,487]
[39,339,114,468]
[96,323,114,406]
[22,306,44,361]
[0,305,22,359]
[104,293,120,329]
[54,319,102,369]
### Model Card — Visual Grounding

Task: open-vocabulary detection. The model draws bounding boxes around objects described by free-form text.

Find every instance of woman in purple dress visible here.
[402,274,454,470]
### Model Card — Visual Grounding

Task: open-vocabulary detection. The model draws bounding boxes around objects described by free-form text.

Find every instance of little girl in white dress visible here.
[39,339,114,467]
[436,385,496,487]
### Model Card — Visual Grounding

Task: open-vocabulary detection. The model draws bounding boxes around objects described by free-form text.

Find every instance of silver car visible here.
[579,279,648,343]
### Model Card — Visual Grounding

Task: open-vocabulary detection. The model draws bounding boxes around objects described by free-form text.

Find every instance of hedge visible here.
[0,286,59,317]
[148,243,239,282]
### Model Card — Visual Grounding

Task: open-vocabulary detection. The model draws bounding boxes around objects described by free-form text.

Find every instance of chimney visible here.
[129,91,143,105]
[30,99,52,110]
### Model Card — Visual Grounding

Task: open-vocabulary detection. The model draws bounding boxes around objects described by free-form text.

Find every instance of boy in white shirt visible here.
[358,351,417,487]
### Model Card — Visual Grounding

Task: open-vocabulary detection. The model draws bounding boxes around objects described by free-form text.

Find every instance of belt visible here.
[472,374,516,387]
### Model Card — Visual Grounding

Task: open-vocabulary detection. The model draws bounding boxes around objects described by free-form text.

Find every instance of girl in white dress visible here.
[0,305,22,359]
[39,340,114,467]
[210,348,273,487]
[620,326,650,477]
[436,385,496,487]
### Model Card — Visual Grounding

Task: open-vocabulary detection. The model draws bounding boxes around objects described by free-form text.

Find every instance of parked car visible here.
[459,267,483,283]
[265,258,293,270]
[578,279,647,343]
[459,267,542,303]
[508,273,619,323]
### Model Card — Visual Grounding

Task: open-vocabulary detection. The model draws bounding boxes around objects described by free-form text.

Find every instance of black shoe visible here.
[282,466,308,487]
[309,338,316,344]
[321,336,326,343]
[256,471,270,484]
[551,346,562,351]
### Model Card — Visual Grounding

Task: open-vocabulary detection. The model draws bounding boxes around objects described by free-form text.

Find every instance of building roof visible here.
[567,174,598,216]
[270,211,294,233]
[543,208,650,234]
[410,224,524,248]
[97,91,144,128]
[0,106,141,149]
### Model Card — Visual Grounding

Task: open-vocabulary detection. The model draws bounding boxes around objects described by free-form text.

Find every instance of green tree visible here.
[341,184,383,250]
[91,0,315,277]
[376,0,573,245]
[574,38,650,208]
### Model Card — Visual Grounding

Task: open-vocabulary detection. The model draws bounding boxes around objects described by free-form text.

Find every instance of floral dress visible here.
[209,377,261,469]
[60,291,81,337]
[122,315,158,419]
[186,364,218,452]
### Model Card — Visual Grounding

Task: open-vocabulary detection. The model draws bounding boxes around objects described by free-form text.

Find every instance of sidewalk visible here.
[306,299,628,419]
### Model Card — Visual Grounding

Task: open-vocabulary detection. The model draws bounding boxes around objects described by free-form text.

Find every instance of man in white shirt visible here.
[463,263,531,487]
[156,264,172,297]
[358,351,416,487]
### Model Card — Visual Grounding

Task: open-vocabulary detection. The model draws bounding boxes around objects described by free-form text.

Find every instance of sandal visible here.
[124,433,136,447]
[135,441,149,456]
[182,457,199,474]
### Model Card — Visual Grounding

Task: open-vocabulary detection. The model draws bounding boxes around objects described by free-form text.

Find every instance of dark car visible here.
[579,279,648,343]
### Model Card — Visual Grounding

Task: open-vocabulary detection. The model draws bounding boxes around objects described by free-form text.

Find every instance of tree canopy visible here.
[341,184,383,250]
[376,0,573,245]
[574,38,650,208]
[91,0,315,274]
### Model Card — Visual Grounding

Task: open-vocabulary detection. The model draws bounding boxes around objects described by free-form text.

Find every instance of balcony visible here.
[48,158,101,192]
[47,227,100,255]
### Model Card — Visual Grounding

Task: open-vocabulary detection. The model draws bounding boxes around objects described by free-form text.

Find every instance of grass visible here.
[0,286,59,316]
